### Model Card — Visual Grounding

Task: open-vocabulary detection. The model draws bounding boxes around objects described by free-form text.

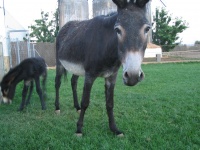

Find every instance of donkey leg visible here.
[19,81,29,111]
[41,69,47,101]
[35,77,46,110]
[71,74,81,112]
[76,74,96,136]
[25,81,34,105]
[55,65,65,113]
[105,74,123,136]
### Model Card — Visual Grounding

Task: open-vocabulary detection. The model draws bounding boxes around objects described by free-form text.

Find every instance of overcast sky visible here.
[1,0,199,44]
[152,0,200,45]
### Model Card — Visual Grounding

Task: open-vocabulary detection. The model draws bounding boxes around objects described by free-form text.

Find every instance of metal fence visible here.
[9,40,55,67]
[10,40,36,68]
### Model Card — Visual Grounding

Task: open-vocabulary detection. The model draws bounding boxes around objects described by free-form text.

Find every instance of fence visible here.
[2,41,200,76]
[173,44,200,51]
[163,50,200,59]
[9,41,55,68]
[10,40,35,67]
[34,43,55,66]
[153,44,200,61]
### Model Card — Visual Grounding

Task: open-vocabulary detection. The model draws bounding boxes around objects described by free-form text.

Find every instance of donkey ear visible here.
[135,0,150,8]
[112,0,128,8]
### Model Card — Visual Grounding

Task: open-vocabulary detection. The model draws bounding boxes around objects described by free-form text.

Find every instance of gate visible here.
[9,39,36,68]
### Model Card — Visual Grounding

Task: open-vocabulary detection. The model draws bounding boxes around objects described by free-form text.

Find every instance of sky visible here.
[152,0,200,45]
[1,0,200,45]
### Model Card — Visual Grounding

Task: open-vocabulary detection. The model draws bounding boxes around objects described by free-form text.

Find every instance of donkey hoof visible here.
[75,133,82,137]
[42,107,46,110]
[55,110,60,114]
[117,133,124,137]
[18,108,23,111]
[77,109,81,114]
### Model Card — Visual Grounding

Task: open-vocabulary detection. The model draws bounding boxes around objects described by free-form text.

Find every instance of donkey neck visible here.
[5,66,24,86]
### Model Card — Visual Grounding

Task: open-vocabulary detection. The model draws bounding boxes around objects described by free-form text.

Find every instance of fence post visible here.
[156,54,161,62]
[16,38,20,64]
[27,39,30,58]
[33,44,36,57]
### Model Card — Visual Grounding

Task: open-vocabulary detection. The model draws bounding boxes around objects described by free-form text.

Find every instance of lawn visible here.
[0,62,199,149]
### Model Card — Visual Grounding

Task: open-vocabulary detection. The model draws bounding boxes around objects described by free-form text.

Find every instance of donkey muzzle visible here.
[2,97,12,104]
[123,69,144,86]
[122,51,145,86]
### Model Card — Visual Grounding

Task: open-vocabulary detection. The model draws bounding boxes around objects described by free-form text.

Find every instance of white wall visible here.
[144,48,162,58]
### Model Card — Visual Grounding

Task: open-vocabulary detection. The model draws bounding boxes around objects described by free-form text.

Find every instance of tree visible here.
[152,8,188,52]
[27,9,59,43]
[194,41,200,45]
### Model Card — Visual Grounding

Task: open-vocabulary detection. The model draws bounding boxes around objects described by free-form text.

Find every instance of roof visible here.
[147,43,161,48]
[4,10,25,31]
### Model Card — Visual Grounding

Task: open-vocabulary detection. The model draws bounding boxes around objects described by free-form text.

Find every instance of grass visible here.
[0,62,200,149]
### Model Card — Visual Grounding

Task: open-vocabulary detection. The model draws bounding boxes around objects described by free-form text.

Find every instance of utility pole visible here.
[0,0,10,72]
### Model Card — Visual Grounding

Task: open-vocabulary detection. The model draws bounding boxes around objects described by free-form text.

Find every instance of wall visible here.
[145,48,162,58]
[0,42,4,80]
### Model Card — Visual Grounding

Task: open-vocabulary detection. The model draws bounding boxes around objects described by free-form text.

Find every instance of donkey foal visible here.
[0,57,47,111]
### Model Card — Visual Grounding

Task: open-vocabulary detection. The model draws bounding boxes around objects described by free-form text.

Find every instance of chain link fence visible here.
[10,40,34,67]
[9,40,55,68]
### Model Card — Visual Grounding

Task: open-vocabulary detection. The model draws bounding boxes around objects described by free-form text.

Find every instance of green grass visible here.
[0,62,200,149]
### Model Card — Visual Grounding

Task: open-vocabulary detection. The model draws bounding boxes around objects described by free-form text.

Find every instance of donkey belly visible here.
[59,60,85,76]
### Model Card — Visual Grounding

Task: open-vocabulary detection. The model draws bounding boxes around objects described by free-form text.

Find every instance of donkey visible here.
[55,0,151,136]
[0,57,47,111]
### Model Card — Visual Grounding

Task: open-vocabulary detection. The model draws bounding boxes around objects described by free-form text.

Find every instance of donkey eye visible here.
[145,26,151,33]
[4,89,9,95]
[114,27,121,35]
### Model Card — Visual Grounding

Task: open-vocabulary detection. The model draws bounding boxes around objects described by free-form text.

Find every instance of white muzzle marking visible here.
[122,51,143,76]
[2,97,12,104]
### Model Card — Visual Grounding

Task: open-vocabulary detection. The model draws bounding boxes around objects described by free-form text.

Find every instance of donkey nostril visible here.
[138,72,144,81]
[124,72,129,78]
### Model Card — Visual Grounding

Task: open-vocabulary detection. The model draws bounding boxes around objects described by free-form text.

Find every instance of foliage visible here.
[194,41,200,44]
[26,9,59,43]
[0,62,200,149]
[152,8,188,52]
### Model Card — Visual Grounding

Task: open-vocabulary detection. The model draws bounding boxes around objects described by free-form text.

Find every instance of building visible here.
[0,4,28,74]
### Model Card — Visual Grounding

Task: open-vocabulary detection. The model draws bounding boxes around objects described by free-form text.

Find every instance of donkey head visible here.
[113,0,150,86]
[0,70,17,104]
